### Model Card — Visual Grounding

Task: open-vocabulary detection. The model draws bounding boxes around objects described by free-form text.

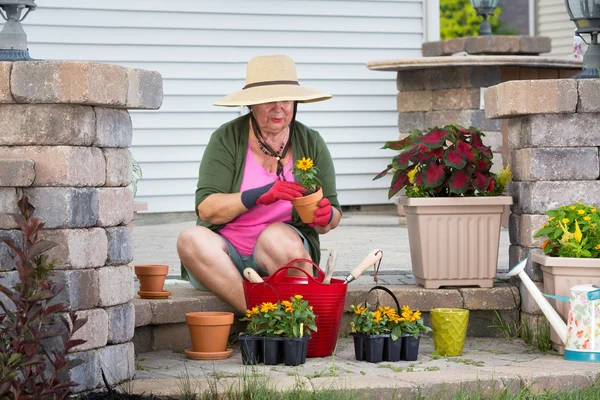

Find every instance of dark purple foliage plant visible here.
[0,195,87,399]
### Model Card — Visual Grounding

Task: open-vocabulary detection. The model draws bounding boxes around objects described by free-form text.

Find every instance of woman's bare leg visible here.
[254,223,313,276]
[177,226,247,314]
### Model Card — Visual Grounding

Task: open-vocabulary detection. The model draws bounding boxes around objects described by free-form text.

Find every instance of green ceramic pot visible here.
[430,308,469,356]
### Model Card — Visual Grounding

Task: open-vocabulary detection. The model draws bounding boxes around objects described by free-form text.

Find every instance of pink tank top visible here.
[219,145,295,256]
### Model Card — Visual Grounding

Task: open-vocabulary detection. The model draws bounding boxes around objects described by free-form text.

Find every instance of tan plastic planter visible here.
[532,252,600,354]
[399,196,512,289]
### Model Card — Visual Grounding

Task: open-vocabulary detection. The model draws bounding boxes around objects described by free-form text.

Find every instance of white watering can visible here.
[506,258,600,362]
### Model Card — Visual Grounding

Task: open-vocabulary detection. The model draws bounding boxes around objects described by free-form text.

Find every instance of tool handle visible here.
[243,268,264,283]
[323,249,338,284]
[348,249,382,281]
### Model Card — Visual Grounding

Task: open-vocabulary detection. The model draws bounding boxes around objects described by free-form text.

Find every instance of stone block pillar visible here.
[484,78,600,325]
[0,61,162,391]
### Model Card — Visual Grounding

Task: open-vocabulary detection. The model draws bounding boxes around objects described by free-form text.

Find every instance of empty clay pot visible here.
[134,264,169,293]
[186,312,234,354]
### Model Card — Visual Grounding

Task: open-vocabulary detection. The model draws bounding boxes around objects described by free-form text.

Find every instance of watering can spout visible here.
[505,258,568,345]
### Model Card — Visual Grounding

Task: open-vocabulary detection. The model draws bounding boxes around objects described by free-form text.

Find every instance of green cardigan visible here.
[193,113,341,266]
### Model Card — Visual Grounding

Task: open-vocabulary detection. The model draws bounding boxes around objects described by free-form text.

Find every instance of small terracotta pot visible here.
[186,312,234,353]
[134,264,168,293]
[292,186,323,224]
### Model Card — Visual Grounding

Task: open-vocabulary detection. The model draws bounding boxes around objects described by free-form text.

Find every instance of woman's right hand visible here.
[256,181,306,205]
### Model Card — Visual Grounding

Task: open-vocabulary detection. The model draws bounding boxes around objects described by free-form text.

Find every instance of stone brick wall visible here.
[0,61,162,392]
[484,78,600,323]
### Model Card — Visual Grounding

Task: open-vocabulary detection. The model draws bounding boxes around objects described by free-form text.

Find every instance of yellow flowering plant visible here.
[349,304,388,335]
[399,305,432,338]
[240,295,317,338]
[533,202,600,258]
[349,303,431,339]
[291,157,322,195]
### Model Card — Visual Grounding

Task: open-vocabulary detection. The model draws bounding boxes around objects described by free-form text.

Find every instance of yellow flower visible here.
[401,305,411,314]
[562,218,570,224]
[578,210,585,215]
[584,216,591,221]
[295,157,313,171]
[592,207,597,213]
[575,221,583,243]
[570,206,577,210]
[294,294,303,300]
[246,310,253,318]
[260,302,277,313]
[281,300,293,312]
[412,310,422,320]
[542,223,549,228]
[595,244,600,250]
[548,217,554,222]
[407,166,418,183]
[354,306,366,315]
[372,311,383,323]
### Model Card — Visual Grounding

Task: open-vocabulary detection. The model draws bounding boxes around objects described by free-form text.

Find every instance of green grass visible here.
[418,383,600,400]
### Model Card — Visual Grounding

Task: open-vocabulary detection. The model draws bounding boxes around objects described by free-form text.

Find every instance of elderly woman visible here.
[177,55,342,314]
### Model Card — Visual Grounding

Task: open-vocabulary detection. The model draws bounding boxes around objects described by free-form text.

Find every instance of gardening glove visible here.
[242,180,306,209]
[309,198,333,227]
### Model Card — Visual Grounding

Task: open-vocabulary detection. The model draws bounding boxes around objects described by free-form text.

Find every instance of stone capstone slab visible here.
[512,147,600,181]
[520,36,552,54]
[465,36,521,55]
[0,146,105,187]
[97,187,134,227]
[0,158,35,187]
[508,113,600,149]
[94,108,133,148]
[0,63,14,103]
[98,265,134,307]
[11,61,128,107]
[577,79,600,113]
[421,36,552,57]
[41,228,108,269]
[0,229,22,272]
[0,104,95,146]
[443,37,467,55]
[0,187,19,229]
[510,181,600,214]
[26,187,98,229]
[485,79,578,119]
[103,148,132,187]
[105,226,134,266]
[459,285,520,310]
[51,269,99,310]
[126,68,163,110]
[344,286,464,312]
[106,303,135,344]
[69,308,109,352]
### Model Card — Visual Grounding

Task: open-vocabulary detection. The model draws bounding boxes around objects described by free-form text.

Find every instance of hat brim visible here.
[214,84,332,107]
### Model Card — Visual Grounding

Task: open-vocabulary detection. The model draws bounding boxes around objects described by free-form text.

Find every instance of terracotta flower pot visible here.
[185,312,234,356]
[134,264,168,293]
[292,186,323,224]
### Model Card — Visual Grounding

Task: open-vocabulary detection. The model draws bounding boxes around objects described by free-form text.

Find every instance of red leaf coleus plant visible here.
[374,125,510,198]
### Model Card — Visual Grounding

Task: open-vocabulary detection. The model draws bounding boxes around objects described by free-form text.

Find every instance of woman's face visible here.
[251,101,294,136]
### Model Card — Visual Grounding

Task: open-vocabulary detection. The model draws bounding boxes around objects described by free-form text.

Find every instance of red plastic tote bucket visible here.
[243,259,347,358]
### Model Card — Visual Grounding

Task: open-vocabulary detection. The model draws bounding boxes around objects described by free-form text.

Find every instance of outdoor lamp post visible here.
[470,0,499,36]
[0,0,36,61]
[565,0,600,78]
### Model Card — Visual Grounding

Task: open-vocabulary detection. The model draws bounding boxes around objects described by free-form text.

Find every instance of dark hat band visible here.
[243,80,300,90]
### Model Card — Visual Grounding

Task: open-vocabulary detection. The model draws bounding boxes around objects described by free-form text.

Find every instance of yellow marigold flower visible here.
[281,300,293,312]
[354,306,366,315]
[412,310,422,320]
[570,206,577,210]
[260,302,276,313]
[542,223,549,228]
[575,221,583,243]
[548,217,554,222]
[585,216,591,221]
[295,157,313,171]
[252,307,259,315]
[592,207,597,213]
[401,305,411,314]
[246,310,253,318]
[578,210,585,215]
[372,311,383,323]
[407,166,418,183]
[562,218,570,224]
[595,244,600,250]
[402,311,412,320]
[294,294,303,300]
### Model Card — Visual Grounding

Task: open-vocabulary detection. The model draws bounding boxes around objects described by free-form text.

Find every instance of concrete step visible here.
[132,278,520,353]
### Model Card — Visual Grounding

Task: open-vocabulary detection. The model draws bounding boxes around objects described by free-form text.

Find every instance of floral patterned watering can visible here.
[506,258,600,362]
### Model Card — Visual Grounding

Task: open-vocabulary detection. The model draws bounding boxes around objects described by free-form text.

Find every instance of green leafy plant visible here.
[374,125,511,199]
[349,303,430,339]
[240,295,317,338]
[291,157,321,195]
[533,202,600,258]
[0,195,87,399]
[440,0,517,39]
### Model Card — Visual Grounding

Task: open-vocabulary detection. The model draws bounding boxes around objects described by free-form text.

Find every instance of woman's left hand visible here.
[310,198,333,227]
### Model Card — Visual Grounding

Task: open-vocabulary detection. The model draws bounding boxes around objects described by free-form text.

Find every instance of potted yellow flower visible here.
[349,304,389,363]
[398,305,431,361]
[277,295,317,366]
[532,202,600,352]
[291,157,323,224]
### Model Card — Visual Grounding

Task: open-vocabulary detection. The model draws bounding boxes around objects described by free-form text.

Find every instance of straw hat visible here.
[214,55,332,107]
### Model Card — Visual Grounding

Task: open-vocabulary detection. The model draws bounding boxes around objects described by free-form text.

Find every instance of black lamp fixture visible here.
[565,0,600,78]
[470,0,499,36]
[0,0,36,61]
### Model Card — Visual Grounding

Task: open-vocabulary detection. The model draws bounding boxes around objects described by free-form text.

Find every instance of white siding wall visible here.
[536,0,576,56]
[21,0,428,213]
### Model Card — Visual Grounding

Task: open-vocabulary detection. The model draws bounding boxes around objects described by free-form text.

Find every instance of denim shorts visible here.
[184,225,310,291]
